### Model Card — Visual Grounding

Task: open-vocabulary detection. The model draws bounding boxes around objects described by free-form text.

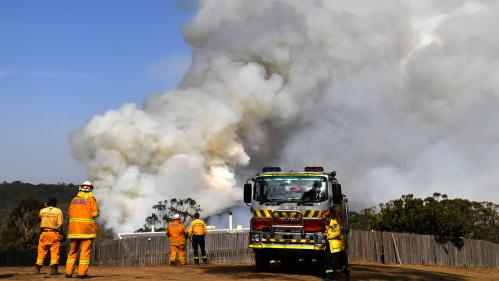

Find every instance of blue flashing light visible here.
[262,167,282,172]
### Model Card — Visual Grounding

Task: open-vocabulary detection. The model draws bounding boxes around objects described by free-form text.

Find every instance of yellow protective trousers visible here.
[170,245,187,265]
[66,239,93,276]
[35,231,62,266]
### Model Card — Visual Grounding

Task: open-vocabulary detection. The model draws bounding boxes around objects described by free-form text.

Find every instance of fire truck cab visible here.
[244,166,349,271]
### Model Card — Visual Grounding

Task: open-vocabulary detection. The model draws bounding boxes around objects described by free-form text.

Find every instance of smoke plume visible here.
[70,0,499,232]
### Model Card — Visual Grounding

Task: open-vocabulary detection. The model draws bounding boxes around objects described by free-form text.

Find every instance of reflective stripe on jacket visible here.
[67,192,99,239]
[39,206,63,230]
[188,219,207,236]
[167,220,188,246]
[326,218,345,253]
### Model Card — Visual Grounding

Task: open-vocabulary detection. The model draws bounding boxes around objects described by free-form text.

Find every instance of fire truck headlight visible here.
[315,232,325,244]
[251,233,260,242]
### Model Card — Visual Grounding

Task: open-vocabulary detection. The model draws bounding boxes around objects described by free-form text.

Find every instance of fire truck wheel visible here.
[255,251,270,272]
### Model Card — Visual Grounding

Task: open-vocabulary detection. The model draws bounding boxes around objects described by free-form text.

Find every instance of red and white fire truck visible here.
[243,166,349,271]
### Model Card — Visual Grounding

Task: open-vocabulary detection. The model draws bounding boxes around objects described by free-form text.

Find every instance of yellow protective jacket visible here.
[67,192,100,239]
[326,218,345,253]
[188,219,207,236]
[39,206,63,230]
[167,220,188,246]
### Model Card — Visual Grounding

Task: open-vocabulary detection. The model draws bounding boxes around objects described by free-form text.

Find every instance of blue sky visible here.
[0,0,195,183]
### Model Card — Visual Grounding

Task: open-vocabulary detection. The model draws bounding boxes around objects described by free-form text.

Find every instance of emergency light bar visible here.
[262,167,282,172]
[304,166,324,172]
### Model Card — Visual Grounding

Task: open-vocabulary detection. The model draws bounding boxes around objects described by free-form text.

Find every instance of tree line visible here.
[349,193,499,244]
[0,181,113,250]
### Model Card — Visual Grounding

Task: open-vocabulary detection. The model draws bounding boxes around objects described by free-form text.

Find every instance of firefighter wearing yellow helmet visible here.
[323,207,350,281]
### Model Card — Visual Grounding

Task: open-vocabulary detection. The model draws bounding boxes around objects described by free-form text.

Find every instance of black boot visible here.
[194,258,199,264]
[33,265,41,275]
[50,265,60,275]
[323,271,338,281]
[323,274,335,281]
[342,268,351,281]
[202,257,208,264]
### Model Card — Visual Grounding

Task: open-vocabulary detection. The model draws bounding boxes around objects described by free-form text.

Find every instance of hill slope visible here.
[0,182,78,231]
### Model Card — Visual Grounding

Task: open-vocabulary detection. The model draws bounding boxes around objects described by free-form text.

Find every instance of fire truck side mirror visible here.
[332,183,342,205]
[244,183,252,204]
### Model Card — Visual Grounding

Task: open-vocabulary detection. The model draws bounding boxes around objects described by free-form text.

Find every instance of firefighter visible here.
[323,208,350,281]
[65,180,100,279]
[34,197,63,275]
[166,214,188,266]
[301,181,323,202]
[188,212,207,264]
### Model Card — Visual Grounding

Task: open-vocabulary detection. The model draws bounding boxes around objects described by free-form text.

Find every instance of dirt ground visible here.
[0,263,497,281]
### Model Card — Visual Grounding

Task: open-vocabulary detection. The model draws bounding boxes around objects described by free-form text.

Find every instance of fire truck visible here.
[243,166,349,271]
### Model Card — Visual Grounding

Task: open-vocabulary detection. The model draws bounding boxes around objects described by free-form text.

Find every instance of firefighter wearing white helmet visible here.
[79,181,93,192]
[166,214,188,265]
[65,180,100,278]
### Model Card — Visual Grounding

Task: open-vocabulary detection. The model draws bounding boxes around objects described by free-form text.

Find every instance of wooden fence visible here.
[92,231,253,266]
[345,230,499,268]
[1,230,497,268]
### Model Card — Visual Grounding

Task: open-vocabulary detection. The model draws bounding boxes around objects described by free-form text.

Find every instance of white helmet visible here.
[79,180,94,192]
[173,214,180,220]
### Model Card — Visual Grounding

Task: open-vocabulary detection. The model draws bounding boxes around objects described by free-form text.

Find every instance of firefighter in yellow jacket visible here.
[167,214,188,265]
[323,210,350,281]
[188,212,208,264]
[34,197,63,275]
[65,180,100,279]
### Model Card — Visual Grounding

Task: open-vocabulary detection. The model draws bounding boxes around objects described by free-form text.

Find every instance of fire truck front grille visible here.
[272,210,303,225]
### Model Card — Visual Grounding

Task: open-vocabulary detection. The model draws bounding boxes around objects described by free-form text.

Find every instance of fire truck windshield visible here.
[254,177,328,204]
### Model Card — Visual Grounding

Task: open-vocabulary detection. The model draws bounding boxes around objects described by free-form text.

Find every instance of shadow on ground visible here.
[349,264,466,281]
[202,262,467,281]
[202,260,323,278]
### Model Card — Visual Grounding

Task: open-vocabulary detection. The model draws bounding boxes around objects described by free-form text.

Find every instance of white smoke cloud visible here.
[71,0,499,232]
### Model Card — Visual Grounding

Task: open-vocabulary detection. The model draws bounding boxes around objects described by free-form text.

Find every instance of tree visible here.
[136,198,201,232]
[0,197,44,250]
[349,193,498,244]
[0,181,78,235]
[349,207,379,231]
